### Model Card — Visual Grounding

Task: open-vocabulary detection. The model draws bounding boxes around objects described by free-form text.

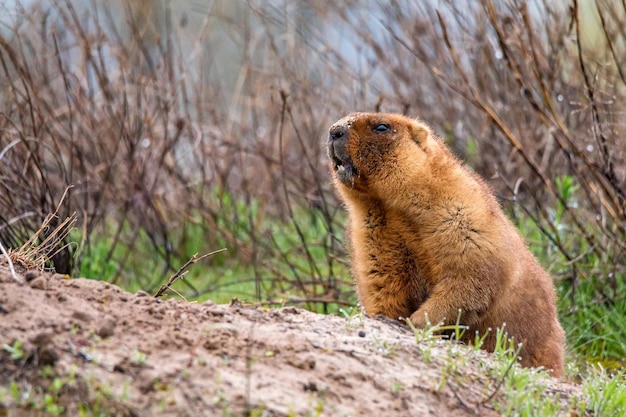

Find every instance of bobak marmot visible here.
[328,112,565,377]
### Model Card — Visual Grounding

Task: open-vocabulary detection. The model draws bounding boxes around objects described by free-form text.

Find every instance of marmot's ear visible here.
[411,124,429,147]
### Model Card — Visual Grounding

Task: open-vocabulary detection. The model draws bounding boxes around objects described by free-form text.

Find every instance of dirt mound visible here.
[0,269,579,416]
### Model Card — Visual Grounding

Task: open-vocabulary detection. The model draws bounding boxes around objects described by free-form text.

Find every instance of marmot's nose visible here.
[329,125,346,141]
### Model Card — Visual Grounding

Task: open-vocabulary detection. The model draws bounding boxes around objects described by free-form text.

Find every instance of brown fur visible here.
[328,112,565,377]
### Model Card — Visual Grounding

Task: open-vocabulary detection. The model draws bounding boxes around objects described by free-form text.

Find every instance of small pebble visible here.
[72,310,94,323]
[24,270,39,281]
[29,276,47,290]
[97,317,116,338]
[137,370,157,393]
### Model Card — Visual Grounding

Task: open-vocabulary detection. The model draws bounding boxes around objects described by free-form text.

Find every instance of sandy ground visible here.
[0,268,581,416]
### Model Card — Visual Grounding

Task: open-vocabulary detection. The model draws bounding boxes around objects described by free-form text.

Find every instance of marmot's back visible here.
[328,112,565,377]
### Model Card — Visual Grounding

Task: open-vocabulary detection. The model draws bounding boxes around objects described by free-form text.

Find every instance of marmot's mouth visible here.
[332,156,356,175]
[329,144,358,186]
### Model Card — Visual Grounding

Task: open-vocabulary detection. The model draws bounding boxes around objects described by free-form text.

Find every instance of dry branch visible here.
[154,249,227,298]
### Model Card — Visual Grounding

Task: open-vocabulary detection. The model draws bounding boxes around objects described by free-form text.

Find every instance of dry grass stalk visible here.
[0,186,77,275]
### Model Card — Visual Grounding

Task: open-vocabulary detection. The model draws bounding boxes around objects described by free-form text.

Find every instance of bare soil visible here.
[0,268,580,416]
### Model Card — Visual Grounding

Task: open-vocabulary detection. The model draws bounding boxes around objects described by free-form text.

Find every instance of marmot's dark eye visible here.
[373,123,390,133]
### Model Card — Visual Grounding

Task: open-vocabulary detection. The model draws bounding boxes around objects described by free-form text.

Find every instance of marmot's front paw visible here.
[409,310,431,329]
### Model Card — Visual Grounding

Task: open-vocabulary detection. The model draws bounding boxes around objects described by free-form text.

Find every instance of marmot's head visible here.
[328,112,432,195]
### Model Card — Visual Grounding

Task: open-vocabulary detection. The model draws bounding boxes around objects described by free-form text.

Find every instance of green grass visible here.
[489,349,626,416]
[407,322,626,416]
[579,367,626,415]
[74,188,352,313]
[512,176,626,370]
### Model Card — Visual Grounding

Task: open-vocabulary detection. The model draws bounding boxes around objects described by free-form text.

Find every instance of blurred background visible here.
[0,0,624,369]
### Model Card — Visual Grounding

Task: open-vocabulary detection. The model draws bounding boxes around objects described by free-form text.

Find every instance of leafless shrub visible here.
[0,0,352,309]
[0,0,623,309]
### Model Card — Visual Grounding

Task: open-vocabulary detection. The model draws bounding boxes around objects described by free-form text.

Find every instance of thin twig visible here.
[153,248,227,298]
[244,321,256,416]
[481,347,522,405]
